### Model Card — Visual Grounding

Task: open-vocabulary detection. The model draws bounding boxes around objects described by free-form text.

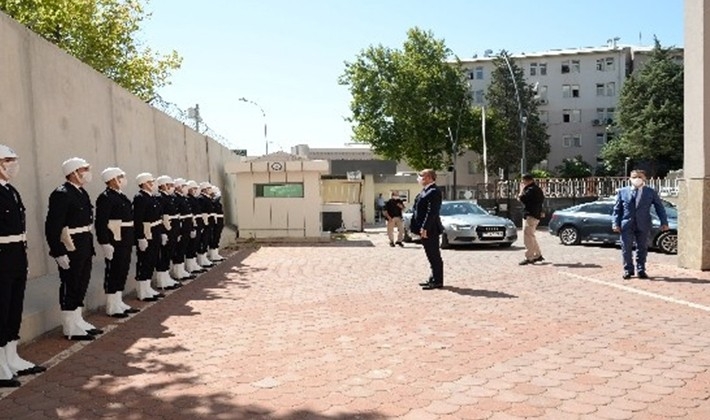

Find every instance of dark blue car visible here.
[548,197,678,254]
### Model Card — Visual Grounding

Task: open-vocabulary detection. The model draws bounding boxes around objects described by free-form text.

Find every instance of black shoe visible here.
[160,283,182,291]
[65,334,95,341]
[139,296,158,302]
[638,272,649,279]
[533,256,545,262]
[109,312,129,319]
[0,378,21,388]
[124,307,140,314]
[622,272,632,280]
[87,328,104,335]
[396,242,404,247]
[17,365,47,376]
[419,277,434,286]
[422,283,444,290]
[389,242,395,247]
[519,259,533,265]
[153,293,166,299]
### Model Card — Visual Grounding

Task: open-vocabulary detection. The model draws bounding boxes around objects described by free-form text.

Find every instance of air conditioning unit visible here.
[592,119,601,126]
[539,98,548,105]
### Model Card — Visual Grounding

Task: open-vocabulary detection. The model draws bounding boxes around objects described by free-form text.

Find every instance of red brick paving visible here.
[0,230,709,419]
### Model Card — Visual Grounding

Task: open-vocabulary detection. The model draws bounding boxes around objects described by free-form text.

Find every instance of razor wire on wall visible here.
[149,94,234,149]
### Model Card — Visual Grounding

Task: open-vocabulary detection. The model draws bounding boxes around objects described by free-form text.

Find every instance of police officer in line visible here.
[154,175,182,290]
[208,187,225,262]
[184,180,207,273]
[95,167,140,318]
[45,157,103,341]
[0,145,45,388]
[197,182,216,268]
[132,173,164,301]
[170,178,196,280]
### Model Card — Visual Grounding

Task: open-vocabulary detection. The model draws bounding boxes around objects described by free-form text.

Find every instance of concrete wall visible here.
[0,12,240,342]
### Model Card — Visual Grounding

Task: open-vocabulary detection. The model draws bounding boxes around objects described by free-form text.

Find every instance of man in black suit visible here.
[45,157,103,340]
[0,145,45,388]
[411,169,444,290]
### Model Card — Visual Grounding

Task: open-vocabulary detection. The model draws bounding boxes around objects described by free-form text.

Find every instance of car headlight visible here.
[505,221,516,229]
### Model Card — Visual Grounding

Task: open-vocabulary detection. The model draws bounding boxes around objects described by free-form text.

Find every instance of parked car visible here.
[403,200,518,249]
[548,197,678,254]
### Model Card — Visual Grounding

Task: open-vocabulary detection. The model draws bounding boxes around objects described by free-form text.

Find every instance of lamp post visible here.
[624,156,630,176]
[238,97,268,155]
[500,54,527,177]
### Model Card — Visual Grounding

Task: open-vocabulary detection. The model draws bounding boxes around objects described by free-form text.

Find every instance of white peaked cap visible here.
[0,144,18,159]
[186,180,198,189]
[62,157,90,176]
[200,181,212,190]
[156,175,174,186]
[101,167,125,183]
[136,172,155,186]
[173,178,186,187]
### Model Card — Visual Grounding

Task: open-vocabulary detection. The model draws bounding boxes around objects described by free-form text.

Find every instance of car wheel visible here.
[656,231,678,254]
[558,225,581,245]
[499,242,513,248]
[440,233,451,249]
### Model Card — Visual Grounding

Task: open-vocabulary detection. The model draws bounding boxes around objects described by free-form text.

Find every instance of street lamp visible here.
[500,54,527,176]
[624,156,630,176]
[238,97,268,155]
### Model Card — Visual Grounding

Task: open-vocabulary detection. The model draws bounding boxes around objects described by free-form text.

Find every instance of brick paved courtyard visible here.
[1,229,709,419]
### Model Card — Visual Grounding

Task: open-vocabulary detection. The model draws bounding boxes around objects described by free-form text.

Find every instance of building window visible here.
[539,63,547,76]
[606,82,616,96]
[596,83,605,96]
[561,60,570,74]
[475,66,483,79]
[563,109,571,123]
[573,134,582,148]
[607,131,615,142]
[474,90,484,104]
[596,133,606,146]
[572,85,580,98]
[539,85,548,100]
[596,107,605,121]
[563,109,581,123]
[255,183,304,198]
[529,63,537,76]
[571,60,580,73]
[605,57,615,71]
[562,84,571,98]
[468,71,474,80]
[572,109,581,122]
[606,107,615,123]
[467,161,477,174]
[539,110,549,123]
[596,59,604,71]
[562,135,572,148]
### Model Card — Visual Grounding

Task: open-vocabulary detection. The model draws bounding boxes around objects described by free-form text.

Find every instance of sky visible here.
[139,0,684,156]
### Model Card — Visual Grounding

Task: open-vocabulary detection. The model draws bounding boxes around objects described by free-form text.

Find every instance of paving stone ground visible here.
[1,228,709,419]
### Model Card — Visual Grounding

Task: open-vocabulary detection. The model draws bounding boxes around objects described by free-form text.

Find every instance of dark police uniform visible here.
[186,193,202,264]
[156,190,180,276]
[132,190,163,282]
[0,182,28,350]
[197,192,214,259]
[45,182,95,310]
[95,187,134,294]
[172,191,193,268]
[210,194,224,252]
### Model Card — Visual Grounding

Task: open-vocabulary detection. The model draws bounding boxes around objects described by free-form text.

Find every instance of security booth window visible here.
[255,183,304,198]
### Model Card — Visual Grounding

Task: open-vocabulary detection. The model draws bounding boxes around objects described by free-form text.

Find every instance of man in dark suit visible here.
[612,169,669,280]
[45,157,103,340]
[411,169,444,290]
[0,145,45,388]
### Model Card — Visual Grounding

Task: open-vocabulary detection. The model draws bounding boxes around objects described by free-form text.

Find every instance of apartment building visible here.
[460,40,678,171]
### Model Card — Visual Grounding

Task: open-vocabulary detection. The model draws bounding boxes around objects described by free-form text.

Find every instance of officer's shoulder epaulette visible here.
[55,184,68,193]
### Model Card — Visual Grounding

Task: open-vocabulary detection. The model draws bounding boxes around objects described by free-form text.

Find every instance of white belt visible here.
[109,220,134,227]
[216,215,224,218]
[179,215,192,219]
[0,233,26,244]
[164,215,179,219]
[148,220,162,227]
[66,225,92,234]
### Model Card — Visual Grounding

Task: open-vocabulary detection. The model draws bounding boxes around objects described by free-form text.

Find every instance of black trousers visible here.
[422,235,443,284]
[198,224,212,254]
[0,244,28,346]
[186,226,201,258]
[135,238,159,281]
[156,235,176,272]
[211,222,224,249]
[59,234,93,311]
[103,244,132,294]
[173,228,190,264]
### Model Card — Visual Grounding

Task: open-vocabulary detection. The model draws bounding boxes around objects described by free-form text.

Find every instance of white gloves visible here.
[161,234,168,245]
[138,238,148,252]
[190,230,197,239]
[55,255,70,270]
[101,244,114,260]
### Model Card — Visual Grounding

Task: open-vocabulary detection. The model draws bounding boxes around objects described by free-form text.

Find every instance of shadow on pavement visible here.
[443,286,518,298]
[650,276,710,284]
[0,248,389,419]
[551,262,603,268]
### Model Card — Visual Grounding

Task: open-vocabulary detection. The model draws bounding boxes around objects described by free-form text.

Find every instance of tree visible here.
[484,51,549,178]
[599,38,683,176]
[339,27,477,170]
[0,0,182,101]
[555,155,592,178]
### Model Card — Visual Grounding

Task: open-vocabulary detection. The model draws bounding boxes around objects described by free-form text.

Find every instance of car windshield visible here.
[440,202,487,216]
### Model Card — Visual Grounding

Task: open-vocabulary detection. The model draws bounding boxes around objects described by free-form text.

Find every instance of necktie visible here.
[630,188,637,209]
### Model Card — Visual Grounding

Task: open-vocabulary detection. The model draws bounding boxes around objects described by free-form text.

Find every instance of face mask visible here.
[79,171,92,184]
[118,177,127,189]
[630,177,644,188]
[417,175,424,186]
[166,187,175,195]
[0,161,19,180]
[190,189,199,197]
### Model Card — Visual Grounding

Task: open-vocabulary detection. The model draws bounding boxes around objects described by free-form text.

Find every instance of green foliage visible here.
[339,27,478,170]
[555,155,592,178]
[0,0,182,101]
[484,51,550,176]
[530,169,552,179]
[599,38,683,176]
